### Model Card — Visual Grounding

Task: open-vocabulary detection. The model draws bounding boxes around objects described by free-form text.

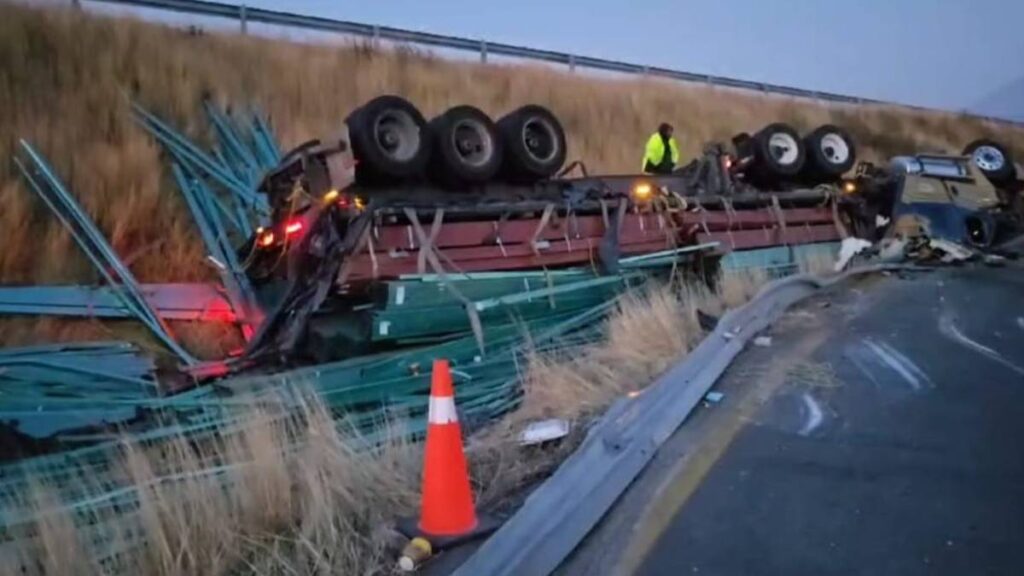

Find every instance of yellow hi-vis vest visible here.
[642,133,680,172]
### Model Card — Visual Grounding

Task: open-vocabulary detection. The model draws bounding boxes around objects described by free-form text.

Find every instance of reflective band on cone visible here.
[428,396,459,425]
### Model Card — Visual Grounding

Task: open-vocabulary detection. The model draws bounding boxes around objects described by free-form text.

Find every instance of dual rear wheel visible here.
[738,123,856,185]
[346,96,566,186]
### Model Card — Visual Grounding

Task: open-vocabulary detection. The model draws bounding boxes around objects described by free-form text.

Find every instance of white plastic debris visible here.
[929,239,973,263]
[753,336,772,347]
[983,253,1007,267]
[877,237,909,263]
[205,255,226,271]
[875,214,891,228]
[704,391,725,404]
[834,237,873,271]
[519,419,570,446]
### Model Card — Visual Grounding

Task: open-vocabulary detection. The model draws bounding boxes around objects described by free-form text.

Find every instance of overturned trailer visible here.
[236,97,864,365]
[236,95,1021,367]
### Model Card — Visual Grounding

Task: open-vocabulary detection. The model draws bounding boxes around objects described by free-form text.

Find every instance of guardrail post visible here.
[239,4,248,35]
[480,40,488,63]
[372,25,381,42]
[568,54,576,72]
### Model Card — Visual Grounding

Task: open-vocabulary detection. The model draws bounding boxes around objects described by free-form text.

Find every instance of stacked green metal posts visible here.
[308,270,646,358]
[0,342,160,440]
[0,289,627,567]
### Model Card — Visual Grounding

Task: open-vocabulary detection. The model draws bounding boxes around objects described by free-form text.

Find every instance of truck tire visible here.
[753,123,805,178]
[804,124,856,178]
[428,105,503,185]
[962,139,1016,184]
[497,105,567,182]
[345,95,430,183]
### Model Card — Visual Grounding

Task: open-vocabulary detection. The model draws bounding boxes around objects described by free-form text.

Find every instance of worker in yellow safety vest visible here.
[642,123,680,174]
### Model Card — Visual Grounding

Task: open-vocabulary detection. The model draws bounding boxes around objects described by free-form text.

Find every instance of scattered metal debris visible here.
[753,336,773,347]
[14,142,198,366]
[929,239,974,263]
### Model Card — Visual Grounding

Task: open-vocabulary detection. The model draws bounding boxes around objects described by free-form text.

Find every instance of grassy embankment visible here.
[2,2,1023,355]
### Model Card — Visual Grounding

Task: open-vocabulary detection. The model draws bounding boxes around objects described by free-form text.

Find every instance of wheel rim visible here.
[819,133,850,165]
[767,132,799,166]
[521,116,559,163]
[971,145,1005,172]
[450,118,493,167]
[373,110,420,162]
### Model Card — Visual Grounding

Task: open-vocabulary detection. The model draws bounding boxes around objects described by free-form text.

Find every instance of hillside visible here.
[2,2,1023,350]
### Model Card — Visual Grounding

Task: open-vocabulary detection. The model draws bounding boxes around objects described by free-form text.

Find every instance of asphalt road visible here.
[564,264,1024,576]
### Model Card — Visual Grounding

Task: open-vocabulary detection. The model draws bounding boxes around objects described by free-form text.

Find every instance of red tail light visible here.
[285,220,304,236]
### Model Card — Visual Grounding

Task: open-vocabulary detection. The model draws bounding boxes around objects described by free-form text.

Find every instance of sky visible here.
[97,0,1024,117]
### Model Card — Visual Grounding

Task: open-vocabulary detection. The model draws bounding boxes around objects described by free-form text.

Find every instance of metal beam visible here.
[15,142,199,365]
[0,283,235,321]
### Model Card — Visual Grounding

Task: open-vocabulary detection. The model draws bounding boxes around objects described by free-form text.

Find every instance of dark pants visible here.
[644,159,674,175]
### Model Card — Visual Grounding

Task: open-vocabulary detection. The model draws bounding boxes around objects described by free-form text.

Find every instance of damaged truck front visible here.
[853,152,1021,248]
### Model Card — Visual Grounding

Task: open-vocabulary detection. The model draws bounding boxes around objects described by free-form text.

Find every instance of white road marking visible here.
[846,348,881,388]
[939,313,1024,377]
[799,393,824,436]
[876,341,931,385]
[863,339,925,390]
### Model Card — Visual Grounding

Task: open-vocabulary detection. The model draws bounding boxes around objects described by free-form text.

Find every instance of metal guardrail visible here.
[452,264,914,576]
[78,0,1019,126]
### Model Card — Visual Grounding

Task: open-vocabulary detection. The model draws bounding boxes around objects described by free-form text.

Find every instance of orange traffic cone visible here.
[418,359,478,536]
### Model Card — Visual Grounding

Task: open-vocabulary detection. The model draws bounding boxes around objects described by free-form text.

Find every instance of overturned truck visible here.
[236,95,1021,367]
[1,95,1020,457]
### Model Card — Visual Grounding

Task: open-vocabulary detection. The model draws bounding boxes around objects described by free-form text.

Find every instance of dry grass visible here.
[0,270,773,575]
[2,394,422,576]
[514,271,764,424]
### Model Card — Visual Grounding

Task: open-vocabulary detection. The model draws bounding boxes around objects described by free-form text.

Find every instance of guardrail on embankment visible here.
[452,264,914,576]
[76,0,1020,127]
